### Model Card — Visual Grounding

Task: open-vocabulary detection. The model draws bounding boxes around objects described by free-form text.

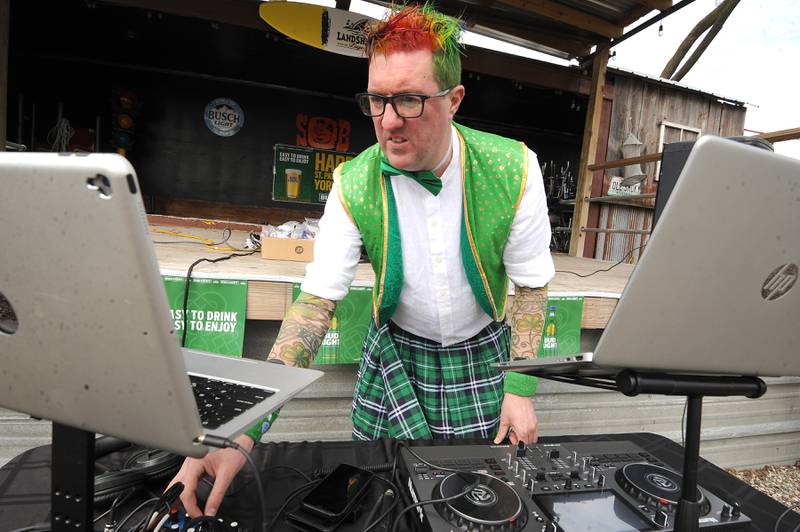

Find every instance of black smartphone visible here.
[286,507,348,532]
[300,463,374,520]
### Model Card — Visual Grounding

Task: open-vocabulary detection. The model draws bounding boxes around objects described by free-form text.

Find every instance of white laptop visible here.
[496,136,800,378]
[0,152,323,457]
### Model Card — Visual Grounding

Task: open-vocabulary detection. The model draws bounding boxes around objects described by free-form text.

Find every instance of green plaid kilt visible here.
[351,319,509,441]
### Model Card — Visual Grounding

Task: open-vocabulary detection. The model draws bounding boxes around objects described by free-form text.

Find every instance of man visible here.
[171,4,554,517]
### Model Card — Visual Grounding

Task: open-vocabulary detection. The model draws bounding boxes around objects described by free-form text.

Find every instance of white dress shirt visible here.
[301,126,555,346]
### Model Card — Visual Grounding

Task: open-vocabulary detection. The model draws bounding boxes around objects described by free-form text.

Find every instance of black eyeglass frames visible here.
[355,88,453,118]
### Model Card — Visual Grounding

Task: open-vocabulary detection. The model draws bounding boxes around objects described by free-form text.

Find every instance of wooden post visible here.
[569,45,609,257]
[0,0,9,152]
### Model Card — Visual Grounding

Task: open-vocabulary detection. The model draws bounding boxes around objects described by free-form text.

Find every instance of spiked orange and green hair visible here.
[365,3,464,90]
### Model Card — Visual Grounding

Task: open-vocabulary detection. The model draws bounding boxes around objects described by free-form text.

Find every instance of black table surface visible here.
[1,432,798,531]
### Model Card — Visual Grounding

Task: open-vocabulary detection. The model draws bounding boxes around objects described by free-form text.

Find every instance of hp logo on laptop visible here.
[761,264,798,301]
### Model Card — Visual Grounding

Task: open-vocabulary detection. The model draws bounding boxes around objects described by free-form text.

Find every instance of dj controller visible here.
[400,441,751,532]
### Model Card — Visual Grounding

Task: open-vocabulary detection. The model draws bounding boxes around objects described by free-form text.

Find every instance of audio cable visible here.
[143,482,185,531]
[387,442,505,532]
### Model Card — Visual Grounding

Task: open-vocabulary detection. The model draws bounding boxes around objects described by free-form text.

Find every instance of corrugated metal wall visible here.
[259,368,800,469]
[2,324,797,469]
[3,368,798,470]
[595,204,651,262]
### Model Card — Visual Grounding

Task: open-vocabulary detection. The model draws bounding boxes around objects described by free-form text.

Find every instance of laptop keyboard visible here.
[189,375,275,430]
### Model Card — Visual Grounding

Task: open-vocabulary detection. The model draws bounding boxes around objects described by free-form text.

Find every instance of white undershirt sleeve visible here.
[503,150,556,288]
[300,179,364,301]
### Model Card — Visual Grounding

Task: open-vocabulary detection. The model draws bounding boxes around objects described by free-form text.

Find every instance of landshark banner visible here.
[259,2,376,58]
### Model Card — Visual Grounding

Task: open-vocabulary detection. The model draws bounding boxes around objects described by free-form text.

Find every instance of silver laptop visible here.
[496,136,800,378]
[0,152,322,457]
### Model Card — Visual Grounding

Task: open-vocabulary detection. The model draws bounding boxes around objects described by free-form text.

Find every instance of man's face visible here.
[368,49,464,172]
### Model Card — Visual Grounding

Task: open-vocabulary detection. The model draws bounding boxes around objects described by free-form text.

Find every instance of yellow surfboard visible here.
[259,2,376,58]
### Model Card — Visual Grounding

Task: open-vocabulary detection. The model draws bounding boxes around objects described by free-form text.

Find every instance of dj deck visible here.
[0,432,796,531]
[400,440,750,531]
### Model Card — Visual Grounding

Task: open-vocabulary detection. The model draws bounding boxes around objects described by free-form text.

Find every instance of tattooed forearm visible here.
[508,285,548,361]
[267,292,336,368]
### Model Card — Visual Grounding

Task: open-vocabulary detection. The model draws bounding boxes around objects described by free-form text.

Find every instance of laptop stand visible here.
[535,370,766,532]
[51,423,95,531]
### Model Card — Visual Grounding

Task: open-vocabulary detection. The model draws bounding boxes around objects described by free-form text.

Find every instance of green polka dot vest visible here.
[335,121,528,325]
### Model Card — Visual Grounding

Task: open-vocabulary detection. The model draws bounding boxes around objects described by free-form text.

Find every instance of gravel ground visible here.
[726,461,800,512]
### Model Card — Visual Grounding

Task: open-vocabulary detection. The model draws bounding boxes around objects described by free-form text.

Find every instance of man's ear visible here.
[448,85,465,119]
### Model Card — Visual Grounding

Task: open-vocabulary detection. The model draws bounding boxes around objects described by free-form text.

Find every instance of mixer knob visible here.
[731,502,741,518]
[549,449,560,459]
[597,474,606,487]
[564,478,573,490]
[507,452,513,465]
[570,450,578,464]
[654,509,669,528]
[521,470,527,485]
[721,504,732,519]
[516,441,527,457]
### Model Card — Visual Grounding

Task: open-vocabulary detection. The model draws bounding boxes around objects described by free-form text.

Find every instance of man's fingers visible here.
[170,464,202,517]
[204,470,235,517]
[493,420,511,444]
[180,490,202,518]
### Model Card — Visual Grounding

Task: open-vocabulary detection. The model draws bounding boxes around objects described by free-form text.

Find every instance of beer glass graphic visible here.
[285,168,302,199]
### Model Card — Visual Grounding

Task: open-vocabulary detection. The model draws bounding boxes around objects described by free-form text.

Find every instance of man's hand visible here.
[167,434,253,517]
[493,393,538,445]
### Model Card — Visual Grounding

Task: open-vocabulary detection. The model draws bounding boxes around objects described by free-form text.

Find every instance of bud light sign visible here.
[204,98,244,137]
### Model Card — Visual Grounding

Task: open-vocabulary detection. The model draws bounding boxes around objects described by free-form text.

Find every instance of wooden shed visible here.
[581,67,748,262]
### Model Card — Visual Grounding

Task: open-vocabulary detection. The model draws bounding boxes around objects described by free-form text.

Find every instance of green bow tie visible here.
[380,156,442,196]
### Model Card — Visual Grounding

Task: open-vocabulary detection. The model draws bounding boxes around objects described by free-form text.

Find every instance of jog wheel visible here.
[616,463,711,515]
[435,472,527,531]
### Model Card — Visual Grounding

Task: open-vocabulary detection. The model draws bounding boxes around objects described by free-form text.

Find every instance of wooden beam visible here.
[758,127,800,143]
[588,152,662,171]
[584,96,613,259]
[497,0,623,38]
[620,4,656,28]
[569,45,609,257]
[632,0,673,11]
[100,0,266,31]
[468,16,592,57]
[463,47,615,99]
[0,0,9,152]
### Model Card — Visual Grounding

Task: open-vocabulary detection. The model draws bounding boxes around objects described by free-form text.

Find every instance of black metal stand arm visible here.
[547,370,765,532]
[613,371,766,532]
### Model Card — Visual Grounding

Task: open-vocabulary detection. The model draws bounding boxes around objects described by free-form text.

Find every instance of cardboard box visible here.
[261,236,314,262]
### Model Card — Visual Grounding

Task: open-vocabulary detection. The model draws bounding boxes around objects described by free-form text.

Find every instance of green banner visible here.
[292,284,372,364]
[273,144,355,205]
[538,296,584,357]
[162,276,248,357]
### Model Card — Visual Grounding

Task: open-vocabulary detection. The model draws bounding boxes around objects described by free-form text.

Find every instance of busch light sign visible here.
[205,97,244,137]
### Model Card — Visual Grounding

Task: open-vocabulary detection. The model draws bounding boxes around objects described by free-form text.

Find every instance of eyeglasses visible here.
[355,88,452,118]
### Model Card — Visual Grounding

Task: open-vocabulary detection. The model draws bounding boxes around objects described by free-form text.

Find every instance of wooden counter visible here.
[152,223,634,329]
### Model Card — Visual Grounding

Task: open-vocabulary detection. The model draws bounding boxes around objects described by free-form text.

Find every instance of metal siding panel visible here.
[1,376,798,469]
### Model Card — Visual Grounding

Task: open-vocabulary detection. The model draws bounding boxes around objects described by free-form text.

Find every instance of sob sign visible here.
[296,113,351,152]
